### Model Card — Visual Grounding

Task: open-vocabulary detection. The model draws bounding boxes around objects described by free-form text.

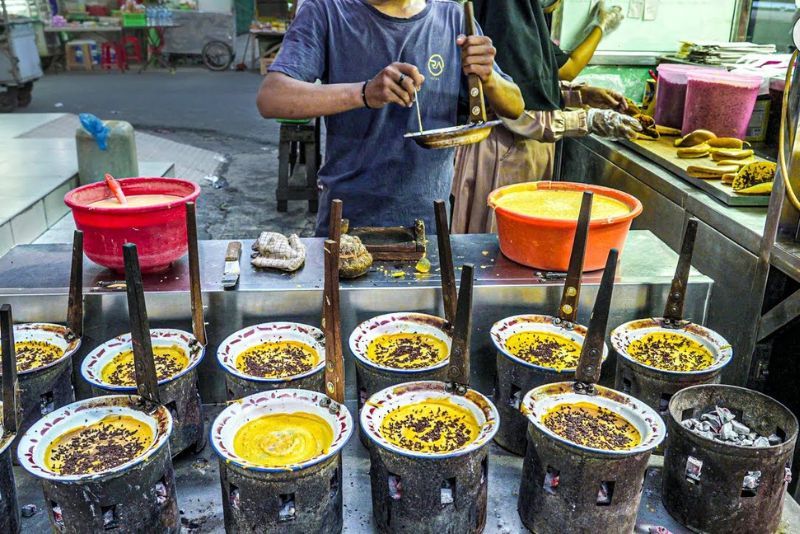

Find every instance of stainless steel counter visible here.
[0,232,711,403]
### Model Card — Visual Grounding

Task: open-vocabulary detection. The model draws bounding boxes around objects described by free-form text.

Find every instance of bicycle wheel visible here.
[202,41,233,72]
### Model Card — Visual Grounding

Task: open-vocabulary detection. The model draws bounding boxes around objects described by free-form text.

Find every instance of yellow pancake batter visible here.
[90,194,183,208]
[495,189,630,220]
[45,414,154,475]
[101,345,189,386]
[627,331,714,372]
[505,331,582,370]
[367,332,448,370]
[235,340,318,378]
[380,398,480,453]
[543,402,641,450]
[3,341,64,372]
[233,412,333,467]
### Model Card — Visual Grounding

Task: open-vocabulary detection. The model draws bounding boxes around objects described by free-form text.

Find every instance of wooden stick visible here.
[186,202,207,346]
[663,218,699,324]
[123,244,160,406]
[0,305,18,435]
[447,263,474,391]
[67,230,84,338]
[329,199,343,245]
[323,239,345,403]
[557,192,592,323]
[434,200,457,325]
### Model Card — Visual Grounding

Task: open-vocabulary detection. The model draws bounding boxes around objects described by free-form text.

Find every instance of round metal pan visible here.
[404,120,501,149]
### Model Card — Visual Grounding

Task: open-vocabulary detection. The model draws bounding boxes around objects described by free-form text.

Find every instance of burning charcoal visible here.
[21,504,38,518]
[748,432,757,441]
[701,413,722,432]
[596,482,612,505]
[715,406,735,424]
[741,439,753,447]
[768,434,782,445]
[682,419,697,430]
[720,422,737,441]
[754,437,770,448]
[731,420,750,436]
[742,471,761,490]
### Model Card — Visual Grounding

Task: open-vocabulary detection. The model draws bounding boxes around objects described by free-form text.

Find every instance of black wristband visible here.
[362,80,372,109]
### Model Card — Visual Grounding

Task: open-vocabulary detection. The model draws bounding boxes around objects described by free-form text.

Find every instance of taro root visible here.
[339,234,373,279]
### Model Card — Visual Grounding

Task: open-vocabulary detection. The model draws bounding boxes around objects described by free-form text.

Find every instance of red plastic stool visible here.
[122,36,143,64]
[100,41,127,71]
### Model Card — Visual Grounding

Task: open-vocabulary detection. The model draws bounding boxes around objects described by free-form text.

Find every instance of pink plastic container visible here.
[682,71,762,138]
[654,64,720,129]
[64,177,201,273]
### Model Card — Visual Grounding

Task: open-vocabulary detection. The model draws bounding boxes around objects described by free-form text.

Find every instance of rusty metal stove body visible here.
[217,322,326,400]
[663,384,798,533]
[0,305,20,533]
[210,388,353,533]
[16,395,178,533]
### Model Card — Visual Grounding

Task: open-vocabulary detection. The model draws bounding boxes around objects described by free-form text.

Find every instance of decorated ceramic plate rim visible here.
[610,318,733,376]
[210,388,353,473]
[80,328,205,391]
[216,322,326,383]
[521,382,666,456]
[17,394,172,482]
[349,313,452,374]
[361,380,499,459]
[490,314,609,373]
[11,323,81,375]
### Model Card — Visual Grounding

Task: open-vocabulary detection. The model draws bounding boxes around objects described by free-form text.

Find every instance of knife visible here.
[222,241,242,289]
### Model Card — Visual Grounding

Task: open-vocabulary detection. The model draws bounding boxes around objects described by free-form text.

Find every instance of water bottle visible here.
[75,45,84,64]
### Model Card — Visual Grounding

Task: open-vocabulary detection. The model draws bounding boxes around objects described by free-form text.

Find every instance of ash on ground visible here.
[682,406,782,447]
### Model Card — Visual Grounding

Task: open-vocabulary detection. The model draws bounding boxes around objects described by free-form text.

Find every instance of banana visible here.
[711,149,755,161]
[675,129,717,147]
[707,137,751,149]
[732,161,777,192]
[677,143,711,158]
[655,125,682,137]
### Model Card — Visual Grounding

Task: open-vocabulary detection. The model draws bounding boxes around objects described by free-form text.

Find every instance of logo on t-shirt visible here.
[427,54,444,78]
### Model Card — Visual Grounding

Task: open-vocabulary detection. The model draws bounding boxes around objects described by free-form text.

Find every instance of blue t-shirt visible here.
[269,0,507,235]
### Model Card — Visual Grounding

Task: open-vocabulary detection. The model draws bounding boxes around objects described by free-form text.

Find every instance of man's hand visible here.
[579,86,628,112]
[457,34,496,84]
[587,109,642,140]
[364,62,425,109]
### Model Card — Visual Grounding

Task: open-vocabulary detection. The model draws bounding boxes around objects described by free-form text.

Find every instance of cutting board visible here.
[621,136,771,207]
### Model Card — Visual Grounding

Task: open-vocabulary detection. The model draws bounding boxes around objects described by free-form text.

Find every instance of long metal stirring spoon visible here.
[413,87,423,133]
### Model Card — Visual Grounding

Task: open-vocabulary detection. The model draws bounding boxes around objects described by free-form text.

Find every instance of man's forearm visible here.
[558,27,602,81]
[257,73,364,119]
[483,75,524,119]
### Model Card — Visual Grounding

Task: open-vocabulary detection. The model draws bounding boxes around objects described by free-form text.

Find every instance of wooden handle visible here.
[123,244,160,406]
[575,248,618,388]
[323,239,345,403]
[225,241,242,262]
[447,263,474,391]
[464,1,487,124]
[67,230,84,339]
[434,200,457,325]
[186,202,207,346]
[663,219,699,324]
[1,305,18,436]
[329,199,343,245]
[557,192,593,323]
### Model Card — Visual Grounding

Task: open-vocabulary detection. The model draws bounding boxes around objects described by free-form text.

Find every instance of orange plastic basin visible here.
[488,182,642,271]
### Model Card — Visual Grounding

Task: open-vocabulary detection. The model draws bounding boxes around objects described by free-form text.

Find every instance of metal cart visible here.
[0,0,43,112]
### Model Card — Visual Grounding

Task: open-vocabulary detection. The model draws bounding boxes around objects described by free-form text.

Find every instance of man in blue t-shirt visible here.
[258,0,524,236]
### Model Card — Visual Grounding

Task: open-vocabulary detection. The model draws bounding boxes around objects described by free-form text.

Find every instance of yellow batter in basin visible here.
[90,194,183,208]
[3,341,64,372]
[233,412,333,467]
[235,340,319,378]
[543,402,641,450]
[379,398,480,453]
[101,345,189,386]
[495,190,630,220]
[45,414,154,475]
[367,332,448,370]
[626,331,714,372]
[505,331,582,371]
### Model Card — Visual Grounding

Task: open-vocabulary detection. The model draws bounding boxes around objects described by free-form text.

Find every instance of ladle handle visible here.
[323,239,345,403]
[574,248,618,387]
[663,218,699,324]
[447,263,474,390]
[67,230,84,339]
[558,192,593,324]
[186,202,207,346]
[329,199,343,245]
[1,305,18,435]
[123,244,161,406]
[464,2,488,124]
[434,200,457,325]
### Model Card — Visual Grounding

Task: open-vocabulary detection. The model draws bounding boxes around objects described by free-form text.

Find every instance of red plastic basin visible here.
[488,181,642,271]
[64,177,201,273]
